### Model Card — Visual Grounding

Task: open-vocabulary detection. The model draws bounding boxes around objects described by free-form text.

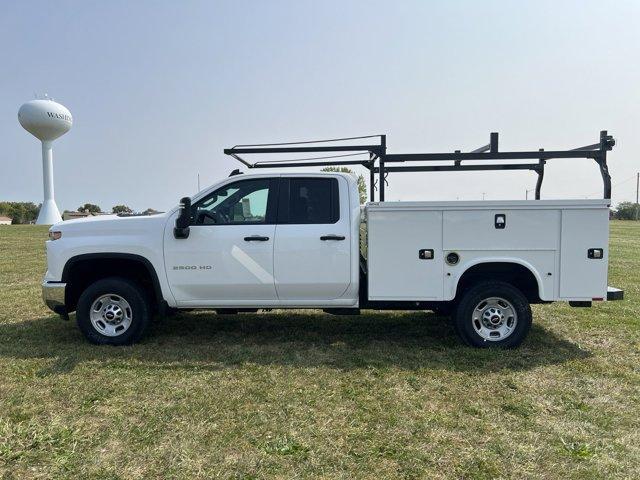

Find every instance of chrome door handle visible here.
[244,236,269,241]
[320,235,345,241]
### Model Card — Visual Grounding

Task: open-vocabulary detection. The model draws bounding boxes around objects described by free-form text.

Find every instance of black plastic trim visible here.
[569,301,592,308]
[61,253,164,309]
[607,287,624,301]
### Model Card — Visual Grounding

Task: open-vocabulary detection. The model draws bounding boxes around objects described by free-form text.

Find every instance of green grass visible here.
[0,222,639,479]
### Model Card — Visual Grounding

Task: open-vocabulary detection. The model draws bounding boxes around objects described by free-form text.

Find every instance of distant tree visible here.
[77,203,101,214]
[112,205,133,214]
[321,167,367,204]
[0,201,40,224]
[614,202,640,220]
[143,208,160,215]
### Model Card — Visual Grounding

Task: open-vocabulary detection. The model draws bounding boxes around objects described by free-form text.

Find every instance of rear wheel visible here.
[453,281,531,348]
[76,277,151,345]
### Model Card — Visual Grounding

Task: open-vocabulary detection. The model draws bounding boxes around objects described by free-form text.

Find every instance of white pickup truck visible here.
[42,132,623,347]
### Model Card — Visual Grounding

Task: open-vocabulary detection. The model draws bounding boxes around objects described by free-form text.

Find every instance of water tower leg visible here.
[36,141,62,225]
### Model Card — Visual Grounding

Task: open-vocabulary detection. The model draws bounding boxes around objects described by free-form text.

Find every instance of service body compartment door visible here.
[442,209,560,251]
[559,209,609,299]
[367,210,443,300]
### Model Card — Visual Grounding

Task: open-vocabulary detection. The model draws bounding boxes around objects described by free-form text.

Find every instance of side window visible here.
[191,179,273,225]
[284,178,339,224]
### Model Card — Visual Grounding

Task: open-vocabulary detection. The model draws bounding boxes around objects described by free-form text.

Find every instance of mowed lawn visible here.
[0,223,638,479]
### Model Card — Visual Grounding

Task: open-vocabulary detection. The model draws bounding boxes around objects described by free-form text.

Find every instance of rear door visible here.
[273,176,351,301]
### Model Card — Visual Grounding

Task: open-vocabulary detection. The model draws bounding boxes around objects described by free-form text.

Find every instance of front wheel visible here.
[76,277,151,345]
[453,281,532,348]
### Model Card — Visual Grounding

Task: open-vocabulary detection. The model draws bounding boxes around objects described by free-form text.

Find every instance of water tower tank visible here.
[19,99,72,141]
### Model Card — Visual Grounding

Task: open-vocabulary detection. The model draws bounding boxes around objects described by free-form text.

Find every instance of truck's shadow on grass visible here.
[0,311,590,375]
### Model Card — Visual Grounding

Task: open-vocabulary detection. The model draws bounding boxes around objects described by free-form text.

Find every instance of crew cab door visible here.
[273,176,351,300]
[164,177,279,305]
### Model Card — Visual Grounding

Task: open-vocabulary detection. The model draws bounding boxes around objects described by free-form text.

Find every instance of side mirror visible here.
[174,197,191,239]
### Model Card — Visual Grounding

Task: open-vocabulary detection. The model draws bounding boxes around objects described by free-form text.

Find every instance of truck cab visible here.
[164,173,360,308]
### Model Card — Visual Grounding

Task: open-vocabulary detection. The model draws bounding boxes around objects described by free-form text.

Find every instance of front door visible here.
[164,177,279,305]
[273,176,352,301]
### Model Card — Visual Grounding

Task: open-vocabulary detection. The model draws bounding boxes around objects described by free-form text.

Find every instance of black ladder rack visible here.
[224,131,615,202]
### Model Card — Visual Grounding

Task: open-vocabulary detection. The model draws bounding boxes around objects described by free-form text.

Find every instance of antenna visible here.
[18,97,73,224]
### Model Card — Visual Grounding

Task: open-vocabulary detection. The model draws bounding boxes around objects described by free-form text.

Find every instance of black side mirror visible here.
[174,197,191,239]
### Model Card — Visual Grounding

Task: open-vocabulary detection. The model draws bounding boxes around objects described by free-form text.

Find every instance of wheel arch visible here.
[61,253,164,312]
[453,259,545,303]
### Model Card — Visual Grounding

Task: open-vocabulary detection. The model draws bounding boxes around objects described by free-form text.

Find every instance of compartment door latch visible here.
[419,249,434,260]
[587,248,604,259]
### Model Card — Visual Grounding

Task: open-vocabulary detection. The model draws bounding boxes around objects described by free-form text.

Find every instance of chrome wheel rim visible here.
[89,294,133,337]
[472,297,518,341]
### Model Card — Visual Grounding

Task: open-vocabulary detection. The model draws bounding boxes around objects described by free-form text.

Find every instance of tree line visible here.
[612,202,640,220]
[0,202,40,224]
[0,202,159,223]
[1,197,639,223]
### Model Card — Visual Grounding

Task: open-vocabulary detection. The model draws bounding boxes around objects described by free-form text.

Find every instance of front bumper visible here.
[42,281,68,318]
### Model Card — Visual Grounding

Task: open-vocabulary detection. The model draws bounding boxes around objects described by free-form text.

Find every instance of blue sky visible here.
[1,1,638,211]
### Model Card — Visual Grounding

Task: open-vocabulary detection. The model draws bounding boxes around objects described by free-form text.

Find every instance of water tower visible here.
[18,97,73,224]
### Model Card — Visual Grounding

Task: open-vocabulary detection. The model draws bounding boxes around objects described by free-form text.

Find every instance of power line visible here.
[585,174,637,198]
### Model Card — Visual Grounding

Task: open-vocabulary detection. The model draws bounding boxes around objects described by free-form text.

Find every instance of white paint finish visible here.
[443,251,557,301]
[164,217,277,303]
[442,209,560,251]
[45,213,175,305]
[367,209,444,300]
[559,209,609,299]
[274,175,353,301]
[369,199,610,211]
[366,199,608,302]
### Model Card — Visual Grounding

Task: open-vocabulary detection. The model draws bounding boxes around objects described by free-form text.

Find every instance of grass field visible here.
[0,223,638,479]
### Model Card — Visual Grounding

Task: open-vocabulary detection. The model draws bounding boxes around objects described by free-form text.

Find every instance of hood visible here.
[50,212,169,237]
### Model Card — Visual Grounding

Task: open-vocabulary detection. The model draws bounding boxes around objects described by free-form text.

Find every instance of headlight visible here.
[48,231,62,241]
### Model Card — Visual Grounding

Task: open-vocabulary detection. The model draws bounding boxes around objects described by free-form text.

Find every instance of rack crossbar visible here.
[374,163,542,173]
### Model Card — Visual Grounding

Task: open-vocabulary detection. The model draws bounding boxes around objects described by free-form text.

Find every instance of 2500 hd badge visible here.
[173,265,212,270]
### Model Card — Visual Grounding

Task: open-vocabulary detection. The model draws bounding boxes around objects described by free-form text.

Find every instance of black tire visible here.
[453,281,532,348]
[76,277,151,345]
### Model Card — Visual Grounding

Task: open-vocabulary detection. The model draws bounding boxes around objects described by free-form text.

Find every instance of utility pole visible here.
[197,173,201,192]
[636,172,640,221]
[482,192,486,200]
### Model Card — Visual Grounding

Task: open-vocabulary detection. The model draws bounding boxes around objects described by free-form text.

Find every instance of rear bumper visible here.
[42,281,68,317]
[607,286,624,301]
[569,286,623,307]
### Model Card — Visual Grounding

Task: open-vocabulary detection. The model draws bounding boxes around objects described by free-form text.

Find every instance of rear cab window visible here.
[278,177,339,224]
